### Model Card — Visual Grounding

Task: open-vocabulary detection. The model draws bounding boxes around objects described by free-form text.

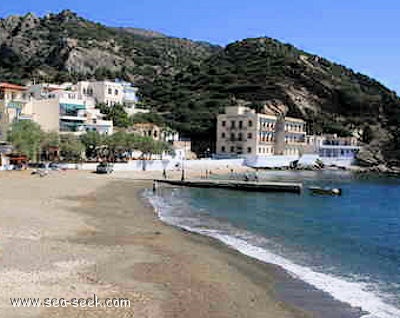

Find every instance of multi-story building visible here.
[216,106,306,157]
[0,82,113,136]
[120,81,140,115]
[77,80,124,107]
[0,83,29,139]
[76,80,145,115]
[28,85,113,135]
[1,80,144,137]
[305,134,360,160]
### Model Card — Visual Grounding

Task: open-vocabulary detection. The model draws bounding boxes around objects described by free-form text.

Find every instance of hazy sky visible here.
[1,0,399,93]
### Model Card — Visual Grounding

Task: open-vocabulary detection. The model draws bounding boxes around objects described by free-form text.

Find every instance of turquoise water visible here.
[147,171,400,318]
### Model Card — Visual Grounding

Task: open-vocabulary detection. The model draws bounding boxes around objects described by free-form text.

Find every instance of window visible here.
[230,133,235,141]
[108,88,112,95]
[221,132,226,138]
[248,120,253,127]
[115,89,119,95]
[231,121,236,128]
[247,133,252,139]
[222,121,226,127]
[247,147,252,153]
[259,147,262,153]
[238,133,243,141]
[230,146,234,152]
[239,121,243,129]
[221,146,226,152]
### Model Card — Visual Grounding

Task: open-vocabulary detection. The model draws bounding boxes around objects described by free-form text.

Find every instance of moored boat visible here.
[308,187,342,196]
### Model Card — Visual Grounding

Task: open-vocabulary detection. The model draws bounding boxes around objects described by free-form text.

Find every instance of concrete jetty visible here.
[154,179,302,194]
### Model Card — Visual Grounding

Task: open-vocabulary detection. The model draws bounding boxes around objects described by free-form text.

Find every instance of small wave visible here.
[144,190,400,318]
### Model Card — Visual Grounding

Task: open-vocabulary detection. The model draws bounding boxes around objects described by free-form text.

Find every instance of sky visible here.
[0,0,400,93]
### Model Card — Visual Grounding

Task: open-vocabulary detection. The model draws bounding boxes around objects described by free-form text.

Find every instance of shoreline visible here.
[144,184,365,318]
[0,170,367,317]
[0,170,307,317]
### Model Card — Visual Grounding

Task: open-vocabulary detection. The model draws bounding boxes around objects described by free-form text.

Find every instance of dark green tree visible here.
[60,134,85,162]
[80,131,104,159]
[96,103,130,128]
[7,120,43,161]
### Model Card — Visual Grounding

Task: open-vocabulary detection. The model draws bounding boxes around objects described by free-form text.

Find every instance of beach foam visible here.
[145,189,400,318]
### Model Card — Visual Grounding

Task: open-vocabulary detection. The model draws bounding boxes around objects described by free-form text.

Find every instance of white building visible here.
[306,134,361,161]
[77,81,123,106]
[75,80,145,116]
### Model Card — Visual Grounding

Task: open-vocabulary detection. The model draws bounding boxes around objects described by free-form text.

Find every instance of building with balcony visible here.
[77,80,123,107]
[0,83,29,139]
[0,82,113,136]
[76,80,146,115]
[216,106,306,157]
[305,134,361,161]
[32,86,113,135]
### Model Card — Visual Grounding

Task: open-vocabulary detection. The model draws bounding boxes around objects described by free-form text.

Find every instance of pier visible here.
[154,179,303,194]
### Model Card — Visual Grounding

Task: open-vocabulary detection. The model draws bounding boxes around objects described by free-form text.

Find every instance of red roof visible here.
[48,87,62,92]
[0,83,27,91]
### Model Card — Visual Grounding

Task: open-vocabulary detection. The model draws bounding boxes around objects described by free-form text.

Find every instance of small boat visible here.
[309,187,342,196]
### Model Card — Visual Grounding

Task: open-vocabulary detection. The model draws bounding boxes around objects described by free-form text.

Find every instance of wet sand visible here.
[0,170,363,317]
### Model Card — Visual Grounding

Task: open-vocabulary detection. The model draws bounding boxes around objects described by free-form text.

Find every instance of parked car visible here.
[96,162,114,174]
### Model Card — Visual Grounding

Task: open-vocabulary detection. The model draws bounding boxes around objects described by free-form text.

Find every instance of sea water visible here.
[145,171,400,318]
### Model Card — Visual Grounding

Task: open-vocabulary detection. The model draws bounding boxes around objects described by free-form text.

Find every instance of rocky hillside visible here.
[0,10,219,84]
[0,11,399,166]
[145,38,400,165]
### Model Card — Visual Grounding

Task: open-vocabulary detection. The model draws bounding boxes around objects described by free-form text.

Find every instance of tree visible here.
[41,131,61,161]
[60,134,85,162]
[136,136,172,159]
[131,113,164,126]
[7,120,43,161]
[100,131,173,160]
[80,131,104,159]
[96,103,130,128]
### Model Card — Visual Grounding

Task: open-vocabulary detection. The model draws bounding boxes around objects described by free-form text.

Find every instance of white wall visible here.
[65,159,245,172]
[245,154,355,168]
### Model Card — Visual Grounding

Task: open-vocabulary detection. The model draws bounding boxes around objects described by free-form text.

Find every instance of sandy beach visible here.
[0,169,361,318]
